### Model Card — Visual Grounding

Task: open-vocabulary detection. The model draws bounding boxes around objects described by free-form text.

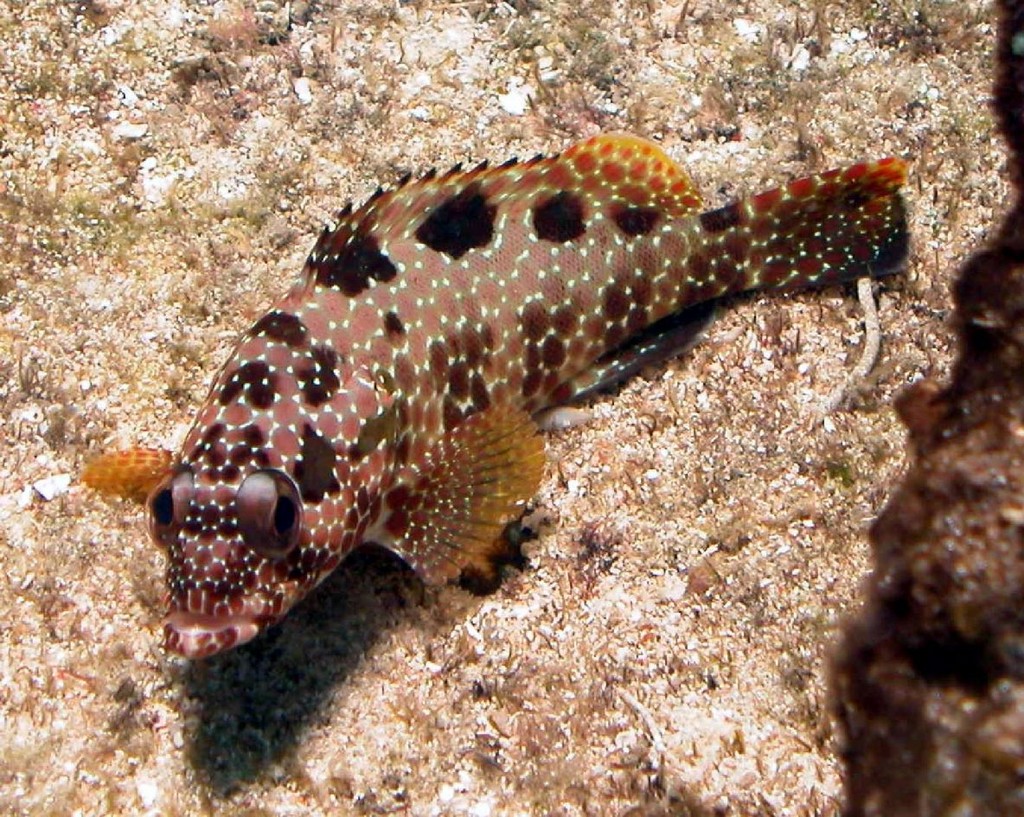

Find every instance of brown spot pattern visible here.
[631,277,653,306]
[394,432,412,466]
[689,252,711,280]
[520,301,550,341]
[207,442,227,468]
[552,305,579,336]
[699,202,742,234]
[442,395,463,431]
[296,345,341,408]
[522,369,543,399]
[470,373,490,412]
[250,311,308,347]
[384,311,406,337]
[626,304,649,334]
[219,361,277,409]
[448,361,470,399]
[542,335,567,368]
[461,326,485,367]
[395,355,417,393]
[604,323,626,351]
[192,423,225,460]
[533,191,587,243]
[294,424,340,502]
[603,284,631,322]
[415,182,496,259]
[242,424,265,447]
[480,323,496,351]
[525,342,542,373]
[428,340,449,390]
[315,230,398,296]
[723,231,748,263]
[611,205,661,237]
[842,188,870,210]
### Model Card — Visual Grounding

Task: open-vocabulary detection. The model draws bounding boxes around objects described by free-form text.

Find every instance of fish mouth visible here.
[163,610,263,659]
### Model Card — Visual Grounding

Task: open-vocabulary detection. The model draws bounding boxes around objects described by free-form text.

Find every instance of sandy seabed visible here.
[0,1,1003,814]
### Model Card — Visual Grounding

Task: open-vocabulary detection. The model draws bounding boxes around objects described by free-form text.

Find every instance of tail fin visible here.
[82,447,173,504]
[701,158,909,292]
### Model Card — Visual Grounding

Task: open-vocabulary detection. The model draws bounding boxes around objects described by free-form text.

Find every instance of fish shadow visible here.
[181,545,422,794]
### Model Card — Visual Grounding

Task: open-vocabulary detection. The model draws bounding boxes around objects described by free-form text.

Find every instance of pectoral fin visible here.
[385,406,546,587]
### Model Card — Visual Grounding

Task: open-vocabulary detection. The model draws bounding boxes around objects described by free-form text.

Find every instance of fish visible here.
[83,133,909,658]
[82,447,172,504]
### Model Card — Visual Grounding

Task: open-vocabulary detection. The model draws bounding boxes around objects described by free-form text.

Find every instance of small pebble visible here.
[498,86,529,116]
[789,45,811,73]
[112,121,148,140]
[293,77,313,105]
[137,780,158,808]
[33,474,71,501]
[116,84,140,106]
[734,19,762,42]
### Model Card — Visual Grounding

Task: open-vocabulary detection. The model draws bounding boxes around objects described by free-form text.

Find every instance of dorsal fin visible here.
[557,133,704,216]
[312,133,704,281]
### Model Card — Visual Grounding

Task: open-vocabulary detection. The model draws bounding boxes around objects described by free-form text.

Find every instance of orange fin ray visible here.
[558,133,705,216]
[82,447,173,504]
[390,407,546,587]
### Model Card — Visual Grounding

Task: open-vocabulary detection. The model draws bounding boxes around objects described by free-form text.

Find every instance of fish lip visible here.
[163,581,304,659]
[163,610,262,659]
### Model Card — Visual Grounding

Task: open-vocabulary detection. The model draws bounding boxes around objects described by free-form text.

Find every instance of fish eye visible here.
[148,469,194,545]
[236,470,302,558]
[152,488,174,526]
[273,493,297,537]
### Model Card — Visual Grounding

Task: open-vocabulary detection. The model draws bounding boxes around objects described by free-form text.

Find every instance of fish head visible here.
[150,309,399,658]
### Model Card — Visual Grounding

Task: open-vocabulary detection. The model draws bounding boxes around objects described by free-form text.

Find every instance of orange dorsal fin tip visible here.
[82,447,173,504]
[877,155,909,187]
[562,133,704,215]
[404,406,546,585]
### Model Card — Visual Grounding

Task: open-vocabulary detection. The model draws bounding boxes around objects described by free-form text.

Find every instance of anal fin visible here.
[565,299,718,403]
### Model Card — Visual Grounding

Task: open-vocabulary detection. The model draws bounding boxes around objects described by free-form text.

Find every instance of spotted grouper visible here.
[84,133,909,658]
